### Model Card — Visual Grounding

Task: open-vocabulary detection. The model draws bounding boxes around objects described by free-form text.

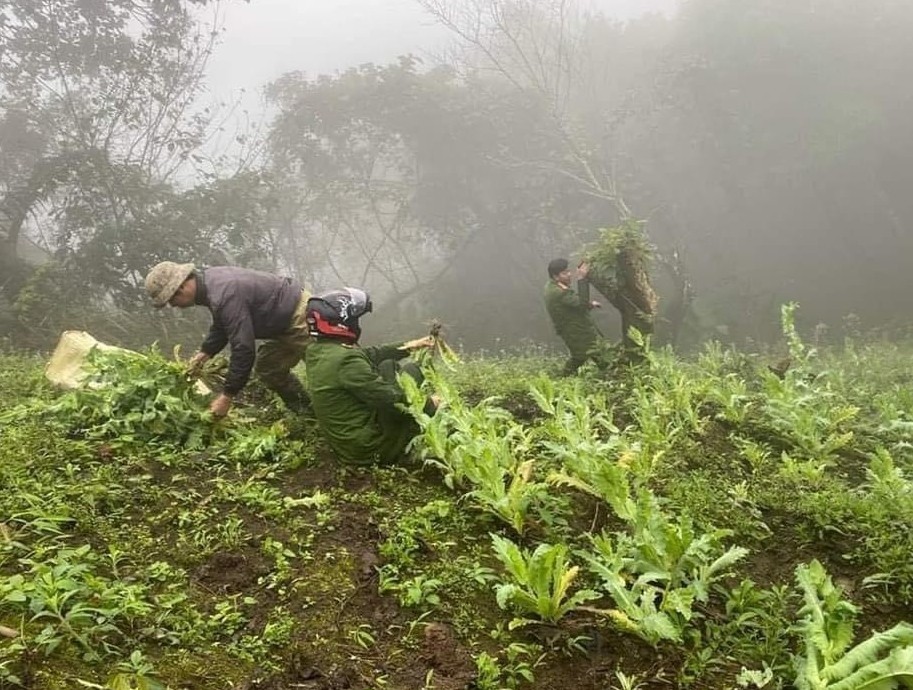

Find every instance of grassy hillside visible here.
[1,315,913,689]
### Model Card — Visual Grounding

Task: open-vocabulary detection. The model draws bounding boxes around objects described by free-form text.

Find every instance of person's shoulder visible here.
[309,340,353,362]
[318,341,362,356]
[335,344,372,370]
[202,265,240,288]
[545,281,570,296]
[207,265,263,280]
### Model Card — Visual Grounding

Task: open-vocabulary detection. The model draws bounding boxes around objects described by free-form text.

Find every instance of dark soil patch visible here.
[516,621,674,689]
[462,389,545,424]
[499,392,546,424]
[246,649,355,690]
[282,454,341,494]
[418,622,475,689]
[562,491,629,539]
[745,544,799,591]
[193,547,270,595]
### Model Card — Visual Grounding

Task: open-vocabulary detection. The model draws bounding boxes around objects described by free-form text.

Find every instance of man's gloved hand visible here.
[400,336,435,352]
[186,351,211,377]
[209,392,233,418]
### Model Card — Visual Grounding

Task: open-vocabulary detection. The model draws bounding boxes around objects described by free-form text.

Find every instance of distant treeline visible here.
[3,0,912,350]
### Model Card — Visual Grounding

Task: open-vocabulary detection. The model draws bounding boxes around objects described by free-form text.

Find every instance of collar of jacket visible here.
[193,269,209,306]
[314,336,358,348]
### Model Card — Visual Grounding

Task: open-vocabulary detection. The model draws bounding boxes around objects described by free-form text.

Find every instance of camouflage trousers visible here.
[255,290,312,410]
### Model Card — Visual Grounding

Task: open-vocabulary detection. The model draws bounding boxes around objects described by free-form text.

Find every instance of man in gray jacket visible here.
[145,261,310,417]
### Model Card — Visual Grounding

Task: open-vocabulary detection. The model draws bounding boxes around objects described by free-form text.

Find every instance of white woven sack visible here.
[44,331,211,394]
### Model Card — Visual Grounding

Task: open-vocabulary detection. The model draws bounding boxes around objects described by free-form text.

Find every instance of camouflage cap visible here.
[145,261,195,308]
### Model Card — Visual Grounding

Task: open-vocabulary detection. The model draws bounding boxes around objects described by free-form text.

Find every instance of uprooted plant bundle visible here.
[3,347,295,462]
[44,347,213,448]
[412,319,461,370]
[584,220,659,351]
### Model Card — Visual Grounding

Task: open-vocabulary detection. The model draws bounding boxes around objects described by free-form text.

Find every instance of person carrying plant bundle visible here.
[544,257,603,375]
[304,287,438,465]
[144,261,312,418]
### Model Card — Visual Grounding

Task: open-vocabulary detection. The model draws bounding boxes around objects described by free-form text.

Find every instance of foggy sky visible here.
[205,0,679,101]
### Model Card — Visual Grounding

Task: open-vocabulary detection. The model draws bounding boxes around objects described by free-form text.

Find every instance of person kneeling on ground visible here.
[144,260,312,417]
[304,288,438,465]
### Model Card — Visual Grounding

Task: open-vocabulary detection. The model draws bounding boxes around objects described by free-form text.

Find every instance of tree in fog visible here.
[264,57,601,343]
[416,0,913,343]
[0,0,274,344]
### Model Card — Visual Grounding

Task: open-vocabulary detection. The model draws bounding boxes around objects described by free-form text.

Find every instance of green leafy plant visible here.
[707,373,755,425]
[468,458,550,536]
[473,651,503,690]
[225,421,288,463]
[347,624,377,650]
[397,575,443,608]
[490,534,599,628]
[76,650,165,689]
[212,476,287,519]
[0,544,157,660]
[581,493,748,644]
[403,372,557,534]
[683,579,794,686]
[531,377,637,522]
[634,348,709,438]
[472,643,544,690]
[758,305,859,463]
[794,559,913,690]
[862,447,912,499]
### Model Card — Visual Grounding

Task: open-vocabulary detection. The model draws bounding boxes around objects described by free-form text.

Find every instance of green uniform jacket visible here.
[544,279,601,359]
[305,339,414,464]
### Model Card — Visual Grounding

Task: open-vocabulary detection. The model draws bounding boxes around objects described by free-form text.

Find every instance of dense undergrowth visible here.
[1,307,913,689]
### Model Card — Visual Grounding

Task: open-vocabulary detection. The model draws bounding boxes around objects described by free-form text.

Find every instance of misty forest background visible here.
[2,0,912,353]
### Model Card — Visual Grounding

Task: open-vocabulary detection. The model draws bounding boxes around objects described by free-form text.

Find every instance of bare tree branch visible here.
[417,0,633,221]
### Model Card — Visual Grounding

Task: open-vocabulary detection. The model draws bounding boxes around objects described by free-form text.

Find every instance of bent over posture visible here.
[544,257,603,375]
[304,288,436,464]
[145,261,311,417]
